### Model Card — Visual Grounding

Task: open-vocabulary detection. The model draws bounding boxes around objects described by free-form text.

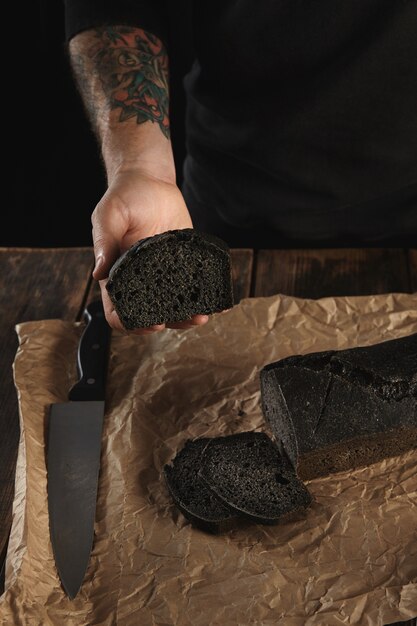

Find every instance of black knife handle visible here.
[68,300,112,402]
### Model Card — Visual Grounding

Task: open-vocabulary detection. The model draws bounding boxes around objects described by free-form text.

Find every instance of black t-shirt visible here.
[64,0,417,244]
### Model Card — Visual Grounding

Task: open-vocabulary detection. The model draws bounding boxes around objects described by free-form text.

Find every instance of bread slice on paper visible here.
[163,438,239,534]
[106,229,234,329]
[164,432,312,532]
[198,431,312,525]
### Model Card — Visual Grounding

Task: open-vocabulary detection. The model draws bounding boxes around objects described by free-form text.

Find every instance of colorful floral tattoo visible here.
[90,26,170,138]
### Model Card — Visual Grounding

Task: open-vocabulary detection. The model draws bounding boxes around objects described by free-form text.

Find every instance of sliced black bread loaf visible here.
[106,229,234,329]
[197,432,312,525]
[260,333,417,480]
[163,438,239,533]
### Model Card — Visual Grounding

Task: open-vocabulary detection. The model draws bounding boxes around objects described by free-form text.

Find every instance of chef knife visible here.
[47,299,111,599]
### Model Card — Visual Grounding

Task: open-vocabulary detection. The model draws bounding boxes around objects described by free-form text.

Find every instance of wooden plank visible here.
[408,249,417,293]
[254,248,410,298]
[231,249,253,303]
[0,247,94,573]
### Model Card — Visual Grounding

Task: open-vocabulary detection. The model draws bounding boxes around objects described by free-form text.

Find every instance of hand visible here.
[91,168,209,334]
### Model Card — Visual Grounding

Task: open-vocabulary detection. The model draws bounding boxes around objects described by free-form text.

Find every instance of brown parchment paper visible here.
[1,292,417,626]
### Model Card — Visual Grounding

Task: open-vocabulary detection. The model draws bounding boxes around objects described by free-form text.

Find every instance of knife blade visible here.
[47,299,111,599]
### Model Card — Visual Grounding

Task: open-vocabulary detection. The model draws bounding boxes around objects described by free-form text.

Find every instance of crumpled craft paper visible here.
[0,292,416,626]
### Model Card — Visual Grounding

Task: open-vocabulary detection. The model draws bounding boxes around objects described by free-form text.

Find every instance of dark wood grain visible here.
[408,249,417,293]
[84,272,102,307]
[230,249,253,303]
[0,248,94,566]
[254,248,411,298]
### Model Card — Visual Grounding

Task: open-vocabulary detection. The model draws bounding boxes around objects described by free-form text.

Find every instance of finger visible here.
[91,201,128,281]
[166,315,209,329]
[100,289,123,331]
[92,235,120,282]
[191,314,210,325]
[131,324,166,336]
[99,280,127,332]
[100,281,167,334]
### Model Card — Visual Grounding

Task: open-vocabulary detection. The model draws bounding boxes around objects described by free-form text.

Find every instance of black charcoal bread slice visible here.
[106,229,234,329]
[260,333,417,480]
[197,432,312,524]
[163,438,239,533]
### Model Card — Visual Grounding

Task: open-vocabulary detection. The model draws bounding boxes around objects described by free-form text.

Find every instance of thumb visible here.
[92,253,106,281]
[91,204,127,281]
[92,237,120,281]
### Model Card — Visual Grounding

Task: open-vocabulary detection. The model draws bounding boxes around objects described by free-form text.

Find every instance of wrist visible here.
[101,122,176,184]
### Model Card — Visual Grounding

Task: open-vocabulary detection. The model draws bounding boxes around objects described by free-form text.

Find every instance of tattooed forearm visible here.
[72,26,170,139]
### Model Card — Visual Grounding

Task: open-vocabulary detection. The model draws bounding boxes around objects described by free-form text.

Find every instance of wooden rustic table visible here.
[0,246,416,625]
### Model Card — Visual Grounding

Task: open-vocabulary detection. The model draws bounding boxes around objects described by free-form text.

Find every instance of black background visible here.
[13,3,415,248]
[7,2,188,248]
[22,1,105,247]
